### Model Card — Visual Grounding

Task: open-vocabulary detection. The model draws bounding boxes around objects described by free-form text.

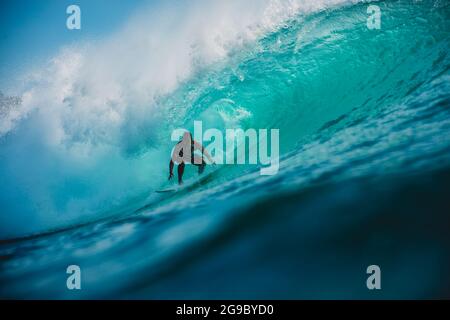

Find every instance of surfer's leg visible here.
[177,162,185,184]
[198,161,206,174]
[193,155,206,175]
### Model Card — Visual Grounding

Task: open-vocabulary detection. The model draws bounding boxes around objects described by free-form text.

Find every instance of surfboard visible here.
[155,165,223,194]
[155,189,176,193]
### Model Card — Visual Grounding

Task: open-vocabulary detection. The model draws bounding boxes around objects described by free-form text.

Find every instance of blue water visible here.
[1,0,450,298]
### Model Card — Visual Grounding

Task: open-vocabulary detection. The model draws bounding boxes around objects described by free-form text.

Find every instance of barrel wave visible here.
[0,0,450,298]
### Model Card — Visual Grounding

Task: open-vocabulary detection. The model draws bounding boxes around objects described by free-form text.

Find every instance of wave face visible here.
[1,0,450,298]
[0,0,354,238]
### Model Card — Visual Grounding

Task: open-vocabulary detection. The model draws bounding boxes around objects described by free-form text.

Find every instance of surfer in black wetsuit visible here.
[169,131,214,185]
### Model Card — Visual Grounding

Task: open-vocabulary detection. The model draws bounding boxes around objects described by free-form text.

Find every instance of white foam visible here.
[2,0,356,149]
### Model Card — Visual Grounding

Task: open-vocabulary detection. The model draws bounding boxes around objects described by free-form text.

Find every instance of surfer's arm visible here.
[193,140,214,163]
[169,159,174,180]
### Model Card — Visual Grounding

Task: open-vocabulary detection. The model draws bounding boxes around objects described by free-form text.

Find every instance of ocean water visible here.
[1,0,450,299]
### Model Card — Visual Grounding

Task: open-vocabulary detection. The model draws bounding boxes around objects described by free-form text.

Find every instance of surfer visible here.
[169,131,214,184]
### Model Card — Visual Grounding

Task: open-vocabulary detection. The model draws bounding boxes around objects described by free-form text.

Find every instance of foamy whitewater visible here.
[0,0,450,298]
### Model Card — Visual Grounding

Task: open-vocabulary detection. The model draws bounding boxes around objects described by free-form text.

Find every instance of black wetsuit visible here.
[177,140,196,163]
[176,140,206,172]
[170,139,206,184]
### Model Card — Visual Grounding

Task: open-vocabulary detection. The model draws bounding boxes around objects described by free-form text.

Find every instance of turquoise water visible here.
[1,0,450,298]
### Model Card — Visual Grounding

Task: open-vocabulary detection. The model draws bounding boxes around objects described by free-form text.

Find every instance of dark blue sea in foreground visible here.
[1,0,450,298]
